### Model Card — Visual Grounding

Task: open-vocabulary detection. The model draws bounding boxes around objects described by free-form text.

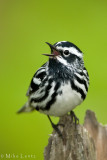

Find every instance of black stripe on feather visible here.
[74,75,88,92]
[30,79,53,103]
[71,80,86,100]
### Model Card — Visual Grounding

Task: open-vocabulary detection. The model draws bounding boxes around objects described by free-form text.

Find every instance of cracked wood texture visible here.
[84,110,107,160]
[44,110,107,160]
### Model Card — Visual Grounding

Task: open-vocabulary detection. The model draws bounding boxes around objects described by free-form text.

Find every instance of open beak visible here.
[42,42,60,57]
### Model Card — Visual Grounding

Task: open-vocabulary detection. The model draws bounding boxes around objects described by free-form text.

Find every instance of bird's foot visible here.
[47,115,64,139]
[70,111,79,128]
[51,123,64,138]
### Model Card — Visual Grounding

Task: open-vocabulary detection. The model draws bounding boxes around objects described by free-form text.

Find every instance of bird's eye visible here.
[63,50,70,56]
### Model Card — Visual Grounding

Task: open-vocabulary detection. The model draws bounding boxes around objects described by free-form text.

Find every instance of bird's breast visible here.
[40,81,83,116]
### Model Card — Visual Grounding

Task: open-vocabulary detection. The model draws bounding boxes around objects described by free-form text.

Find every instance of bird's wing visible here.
[26,62,48,97]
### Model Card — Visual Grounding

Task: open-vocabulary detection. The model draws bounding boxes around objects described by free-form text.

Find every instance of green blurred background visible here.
[0,0,107,159]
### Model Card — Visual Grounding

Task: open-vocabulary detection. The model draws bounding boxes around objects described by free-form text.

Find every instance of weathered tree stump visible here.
[44,110,107,160]
[84,110,107,160]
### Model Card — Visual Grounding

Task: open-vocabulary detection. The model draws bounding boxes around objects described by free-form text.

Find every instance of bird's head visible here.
[43,41,83,66]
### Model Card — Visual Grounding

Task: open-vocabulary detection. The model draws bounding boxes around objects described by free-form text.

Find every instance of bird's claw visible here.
[51,123,63,138]
[56,123,65,127]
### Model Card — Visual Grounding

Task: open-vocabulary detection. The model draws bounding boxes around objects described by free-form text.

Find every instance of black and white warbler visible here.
[18,41,89,135]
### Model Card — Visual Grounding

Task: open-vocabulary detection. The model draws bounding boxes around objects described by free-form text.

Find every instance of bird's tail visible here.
[17,102,34,114]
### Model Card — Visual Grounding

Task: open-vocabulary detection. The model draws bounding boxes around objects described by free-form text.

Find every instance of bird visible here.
[17,41,89,136]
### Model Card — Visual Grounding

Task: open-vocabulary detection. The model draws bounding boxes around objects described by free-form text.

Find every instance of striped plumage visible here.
[18,41,89,117]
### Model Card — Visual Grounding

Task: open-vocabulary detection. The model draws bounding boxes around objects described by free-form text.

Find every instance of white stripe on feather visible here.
[36,68,45,76]
[74,79,87,94]
[33,77,41,85]
[56,46,83,58]
[75,72,89,86]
